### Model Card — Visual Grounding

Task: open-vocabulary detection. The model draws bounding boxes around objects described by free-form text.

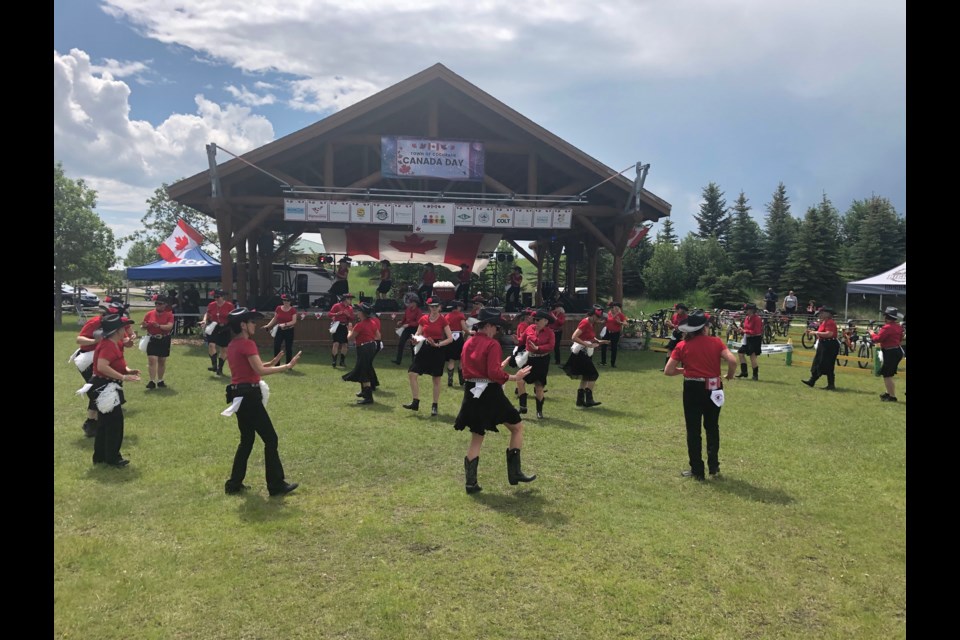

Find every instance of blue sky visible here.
[54,0,905,259]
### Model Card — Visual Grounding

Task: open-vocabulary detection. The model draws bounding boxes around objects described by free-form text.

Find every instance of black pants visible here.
[417,284,433,305]
[505,285,521,309]
[455,282,470,305]
[553,330,563,364]
[810,339,840,385]
[682,380,721,477]
[93,405,125,464]
[600,332,621,365]
[273,328,295,364]
[228,394,286,491]
[395,326,417,364]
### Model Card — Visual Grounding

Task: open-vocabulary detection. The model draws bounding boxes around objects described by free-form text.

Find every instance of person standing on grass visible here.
[735,302,763,381]
[223,308,301,497]
[663,310,738,481]
[199,289,235,376]
[141,295,175,389]
[403,297,454,416]
[454,307,536,494]
[764,287,778,313]
[72,303,120,438]
[393,295,423,365]
[522,309,556,419]
[801,306,840,390]
[562,304,609,408]
[328,293,355,368]
[550,302,566,365]
[599,301,628,367]
[663,303,689,370]
[264,294,298,365]
[342,302,381,405]
[88,314,140,468]
[509,308,535,414]
[871,307,906,402]
[444,300,468,387]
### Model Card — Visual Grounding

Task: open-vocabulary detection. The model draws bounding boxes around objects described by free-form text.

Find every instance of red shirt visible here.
[93,338,126,379]
[336,265,349,280]
[78,316,103,352]
[575,317,597,342]
[206,300,235,325]
[418,314,449,340]
[670,334,728,379]
[445,310,467,333]
[330,302,355,324]
[458,268,471,284]
[872,322,904,349]
[143,309,174,336]
[515,321,529,342]
[351,317,379,344]
[371,317,381,334]
[742,314,762,337]
[273,305,297,326]
[671,312,688,329]
[461,332,510,384]
[524,324,556,353]
[508,272,522,287]
[817,318,838,339]
[423,269,436,286]
[549,311,565,332]
[403,306,422,328]
[227,337,260,384]
[605,311,627,333]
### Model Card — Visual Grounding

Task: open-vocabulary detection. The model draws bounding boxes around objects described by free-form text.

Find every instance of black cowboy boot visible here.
[447,369,454,387]
[357,387,374,405]
[576,389,585,406]
[506,448,537,485]
[464,456,482,494]
[216,358,225,376]
[403,398,420,411]
[824,374,836,390]
[431,403,439,416]
[752,367,759,381]
[457,367,465,386]
[536,398,544,419]
[584,389,602,407]
[82,418,97,438]
[736,363,748,378]
[518,393,528,414]
[339,354,346,367]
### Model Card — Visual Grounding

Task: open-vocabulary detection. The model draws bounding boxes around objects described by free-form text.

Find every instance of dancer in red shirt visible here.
[735,302,763,380]
[88,314,141,467]
[403,297,454,416]
[599,301,628,367]
[523,309,556,419]
[343,302,382,405]
[444,300,469,387]
[263,294,298,364]
[141,295,176,389]
[802,306,840,390]
[200,290,235,376]
[871,307,906,402]
[376,260,392,300]
[454,307,536,494]
[505,266,523,310]
[328,293,355,368]
[562,305,610,407]
[393,296,423,365]
[418,263,437,305]
[550,302,566,365]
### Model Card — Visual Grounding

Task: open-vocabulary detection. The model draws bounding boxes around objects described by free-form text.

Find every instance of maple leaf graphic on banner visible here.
[174,235,190,251]
[389,234,438,255]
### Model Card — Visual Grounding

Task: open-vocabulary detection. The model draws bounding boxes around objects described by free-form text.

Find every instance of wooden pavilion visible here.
[167,63,671,309]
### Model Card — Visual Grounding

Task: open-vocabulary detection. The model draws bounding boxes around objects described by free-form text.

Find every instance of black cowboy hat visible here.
[460,262,470,269]
[591,304,605,317]
[532,309,554,323]
[354,302,375,316]
[340,293,355,300]
[425,297,443,306]
[338,256,352,263]
[100,313,133,337]
[883,306,904,320]
[475,307,506,327]
[674,303,689,311]
[279,293,294,304]
[471,295,487,304]
[211,289,225,297]
[227,307,264,325]
[677,310,709,333]
[819,306,836,315]
[448,299,465,309]
[743,302,758,311]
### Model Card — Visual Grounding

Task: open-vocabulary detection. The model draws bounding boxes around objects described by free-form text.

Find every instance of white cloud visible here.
[225,84,277,106]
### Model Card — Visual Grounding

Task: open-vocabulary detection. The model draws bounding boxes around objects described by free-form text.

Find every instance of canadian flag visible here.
[320,229,501,272]
[626,224,652,249]
[157,219,205,262]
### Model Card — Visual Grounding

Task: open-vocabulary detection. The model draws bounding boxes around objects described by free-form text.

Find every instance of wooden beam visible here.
[346,171,383,190]
[575,215,616,253]
[586,239,598,306]
[229,205,277,251]
[483,174,513,195]
[274,232,303,257]
[506,239,539,269]
[214,201,234,299]
[527,153,537,194]
[235,235,247,307]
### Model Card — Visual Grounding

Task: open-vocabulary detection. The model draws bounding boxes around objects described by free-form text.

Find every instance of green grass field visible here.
[54,312,906,639]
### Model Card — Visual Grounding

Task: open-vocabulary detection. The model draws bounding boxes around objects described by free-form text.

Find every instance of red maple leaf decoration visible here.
[389,234,438,255]
[174,234,190,251]
[399,164,411,174]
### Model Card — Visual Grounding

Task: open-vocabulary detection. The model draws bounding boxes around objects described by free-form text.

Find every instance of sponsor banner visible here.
[328,201,351,223]
[305,200,328,222]
[726,341,794,354]
[454,205,475,227]
[553,208,573,229]
[393,202,414,226]
[284,199,306,221]
[414,202,455,234]
[532,209,553,228]
[371,204,392,225]
[494,207,514,228]
[513,208,533,228]
[474,206,495,227]
[350,202,374,224]
[381,136,485,181]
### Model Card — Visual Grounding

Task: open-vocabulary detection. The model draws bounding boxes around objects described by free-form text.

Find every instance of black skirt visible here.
[409,342,446,377]
[342,341,380,385]
[332,324,349,343]
[454,381,522,436]
[524,354,551,386]
[562,350,599,381]
[446,334,465,361]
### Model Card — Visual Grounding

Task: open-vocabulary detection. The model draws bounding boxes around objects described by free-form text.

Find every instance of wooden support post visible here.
[215,205,234,302]
[234,231,246,307]
[247,234,260,307]
[565,242,579,300]
[586,239,598,306]
[534,238,544,306]
[258,233,273,303]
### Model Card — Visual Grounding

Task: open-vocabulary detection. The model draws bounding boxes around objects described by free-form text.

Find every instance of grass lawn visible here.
[54,312,906,639]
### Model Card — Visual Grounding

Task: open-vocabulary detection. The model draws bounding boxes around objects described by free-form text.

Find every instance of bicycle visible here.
[800,317,819,349]
[856,321,878,369]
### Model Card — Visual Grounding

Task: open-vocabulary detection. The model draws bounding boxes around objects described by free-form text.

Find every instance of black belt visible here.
[228,382,260,391]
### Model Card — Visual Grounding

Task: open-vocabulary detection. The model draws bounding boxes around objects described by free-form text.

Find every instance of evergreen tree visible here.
[655,218,678,245]
[693,182,731,245]
[622,233,655,295]
[678,234,732,291]
[781,194,843,303]
[845,196,905,279]
[726,191,762,276]
[758,182,798,287]
[642,242,686,299]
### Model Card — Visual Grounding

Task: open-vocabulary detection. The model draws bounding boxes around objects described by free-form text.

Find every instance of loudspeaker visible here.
[374,299,399,312]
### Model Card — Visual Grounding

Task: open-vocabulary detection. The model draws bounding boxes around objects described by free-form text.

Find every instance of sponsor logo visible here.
[376,209,389,221]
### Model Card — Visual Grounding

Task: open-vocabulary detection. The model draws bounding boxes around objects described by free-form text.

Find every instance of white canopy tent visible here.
[844,262,906,319]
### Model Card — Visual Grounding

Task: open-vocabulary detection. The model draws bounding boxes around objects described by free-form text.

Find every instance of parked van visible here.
[271,263,336,308]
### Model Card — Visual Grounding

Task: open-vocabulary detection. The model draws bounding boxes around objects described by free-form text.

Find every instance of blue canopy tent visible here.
[125,247,223,282]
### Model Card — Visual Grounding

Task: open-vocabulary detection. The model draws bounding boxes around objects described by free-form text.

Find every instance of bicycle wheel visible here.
[857,343,871,368]
[836,343,849,367]
[801,332,815,349]
[763,324,773,344]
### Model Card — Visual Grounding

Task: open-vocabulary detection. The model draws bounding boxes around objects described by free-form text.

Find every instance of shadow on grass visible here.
[472,488,570,526]
[87,464,141,483]
[708,477,795,505]
[236,493,302,522]
[529,416,590,430]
